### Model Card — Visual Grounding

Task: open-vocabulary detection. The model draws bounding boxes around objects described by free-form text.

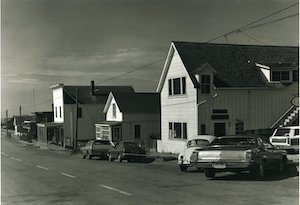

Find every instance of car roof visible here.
[216,135,258,139]
[188,135,215,141]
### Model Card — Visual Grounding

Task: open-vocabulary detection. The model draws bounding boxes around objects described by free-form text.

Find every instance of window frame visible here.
[168,77,186,96]
[201,74,211,94]
[169,122,188,140]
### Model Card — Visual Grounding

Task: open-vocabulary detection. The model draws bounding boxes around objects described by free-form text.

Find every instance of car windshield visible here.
[187,139,209,148]
[210,137,256,147]
[94,140,110,145]
[123,142,138,147]
[274,128,290,136]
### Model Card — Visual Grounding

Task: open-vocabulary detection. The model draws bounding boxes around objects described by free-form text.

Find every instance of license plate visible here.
[212,163,226,169]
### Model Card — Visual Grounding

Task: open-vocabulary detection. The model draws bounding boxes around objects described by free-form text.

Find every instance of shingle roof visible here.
[173,41,298,87]
[63,86,135,104]
[112,92,160,114]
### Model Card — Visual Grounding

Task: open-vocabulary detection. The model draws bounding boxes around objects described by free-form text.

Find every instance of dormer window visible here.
[168,77,186,96]
[271,70,292,82]
[201,75,211,94]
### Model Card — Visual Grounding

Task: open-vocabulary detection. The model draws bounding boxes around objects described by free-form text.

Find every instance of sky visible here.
[1,0,299,118]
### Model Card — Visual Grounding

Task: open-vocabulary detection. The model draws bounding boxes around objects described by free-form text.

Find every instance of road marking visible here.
[1,152,9,157]
[10,156,16,160]
[60,173,76,178]
[15,158,23,162]
[36,165,49,170]
[100,184,132,196]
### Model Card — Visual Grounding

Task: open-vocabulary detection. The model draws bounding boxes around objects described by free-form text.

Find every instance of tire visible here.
[88,152,92,160]
[204,169,215,178]
[117,154,122,163]
[179,165,188,172]
[108,153,113,162]
[81,152,86,159]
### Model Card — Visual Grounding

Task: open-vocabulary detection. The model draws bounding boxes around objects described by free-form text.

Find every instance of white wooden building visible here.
[156,41,299,154]
[96,92,160,151]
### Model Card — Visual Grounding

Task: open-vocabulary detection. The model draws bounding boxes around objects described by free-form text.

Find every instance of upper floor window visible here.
[112,103,116,118]
[201,75,211,94]
[55,107,58,118]
[59,106,62,118]
[168,77,186,96]
[271,70,293,82]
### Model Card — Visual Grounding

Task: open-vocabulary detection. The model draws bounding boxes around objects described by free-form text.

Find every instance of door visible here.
[214,123,226,137]
[112,125,122,142]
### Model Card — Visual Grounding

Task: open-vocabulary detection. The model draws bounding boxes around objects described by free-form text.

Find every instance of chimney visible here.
[90,80,95,96]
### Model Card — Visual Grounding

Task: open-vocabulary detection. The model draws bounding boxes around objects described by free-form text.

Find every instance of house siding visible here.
[64,104,105,147]
[198,83,298,135]
[160,49,197,154]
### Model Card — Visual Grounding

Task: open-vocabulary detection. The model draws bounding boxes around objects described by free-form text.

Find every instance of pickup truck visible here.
[80,140,113,159]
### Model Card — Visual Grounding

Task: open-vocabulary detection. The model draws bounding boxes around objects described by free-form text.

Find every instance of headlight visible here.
[245,151,252,161]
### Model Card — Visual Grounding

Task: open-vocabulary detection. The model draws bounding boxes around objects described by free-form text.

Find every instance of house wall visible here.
[106,97,123,121]
[198,83,298,136]
[160,48,197,154]
[64,104,105,147]
[53,87,64,123]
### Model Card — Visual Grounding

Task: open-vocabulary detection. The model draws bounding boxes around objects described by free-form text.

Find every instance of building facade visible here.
[157,41,299,154]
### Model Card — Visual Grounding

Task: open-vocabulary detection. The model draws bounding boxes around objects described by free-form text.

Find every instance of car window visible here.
[258,138,274,149]
[94,140,110,145]
[187,139,209,148]
[211,137,256,147]
[274,128,290,136]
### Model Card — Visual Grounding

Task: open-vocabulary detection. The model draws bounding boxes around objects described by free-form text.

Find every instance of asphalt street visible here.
[1,136,299,205]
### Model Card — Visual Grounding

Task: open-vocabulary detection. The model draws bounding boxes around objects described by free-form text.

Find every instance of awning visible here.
[95,121,121,126]
[37,122,63,128]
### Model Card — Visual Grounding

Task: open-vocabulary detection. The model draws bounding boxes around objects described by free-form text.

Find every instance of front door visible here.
[214,123,226,137]
[112,125,122,142]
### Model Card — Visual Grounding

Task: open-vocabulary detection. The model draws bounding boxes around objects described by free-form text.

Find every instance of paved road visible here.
[1,136,299,205]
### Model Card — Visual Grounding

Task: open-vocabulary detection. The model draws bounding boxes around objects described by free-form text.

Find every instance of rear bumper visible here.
[191,161,254,171]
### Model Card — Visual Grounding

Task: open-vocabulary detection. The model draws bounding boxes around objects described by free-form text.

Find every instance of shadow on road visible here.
[209,166,299,181]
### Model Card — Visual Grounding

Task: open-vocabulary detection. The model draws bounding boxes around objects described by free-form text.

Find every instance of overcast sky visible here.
[1,0,299,118]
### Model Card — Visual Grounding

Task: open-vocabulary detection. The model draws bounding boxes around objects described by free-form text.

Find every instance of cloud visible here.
[8,78,43,85]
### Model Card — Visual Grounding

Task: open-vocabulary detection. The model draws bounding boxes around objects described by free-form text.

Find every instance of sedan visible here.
[190,135,287,178]
[178,135,215,172]
[80,140,113,159]
[108,141,146,162]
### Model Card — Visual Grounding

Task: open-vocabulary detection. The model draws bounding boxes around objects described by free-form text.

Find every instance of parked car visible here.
[190,135,287,178]
[80,140,113,159]
[178,135,215,172]
[107,141,146,162]
[269,126,299,154]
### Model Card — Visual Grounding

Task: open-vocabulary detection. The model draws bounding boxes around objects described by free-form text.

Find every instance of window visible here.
[134,125,141,139]
[235,121,244,135]
[271,71,292,82]
[201,75,211,94]
[295,129,299,136]
[59,106,62,118]
[55,107,57,118]
[112,103,116,118]
[77,107,82,118]
[293,70,299,82]
[168,77,186,96]
[169,122,187,139]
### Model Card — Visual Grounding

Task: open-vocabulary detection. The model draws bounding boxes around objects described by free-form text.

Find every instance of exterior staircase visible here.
[271,106,299,128]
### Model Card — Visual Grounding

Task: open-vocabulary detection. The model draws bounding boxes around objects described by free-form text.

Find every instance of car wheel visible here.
[117,154,122,162]
[204,169,215,178]
[179,165,188,172]
[81,152,86,159]
[88,152,92,160]
[257,162,265,178]
[108,153,113,162]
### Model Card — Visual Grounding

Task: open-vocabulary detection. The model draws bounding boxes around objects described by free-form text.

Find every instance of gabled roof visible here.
[157,41,298,91]
[104,92,160,114]
[63,86,135,104]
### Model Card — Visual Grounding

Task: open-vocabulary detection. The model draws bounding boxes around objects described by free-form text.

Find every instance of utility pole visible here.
[19,106,22,136]
[6,109,8,136]
[75,86,79,150]
[33,88,36,112]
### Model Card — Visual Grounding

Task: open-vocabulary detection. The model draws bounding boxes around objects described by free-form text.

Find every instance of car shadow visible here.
[209,166,299,181]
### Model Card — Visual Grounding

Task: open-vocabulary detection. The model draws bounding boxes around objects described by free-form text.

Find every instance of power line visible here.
[206,2,299,43]
[94,58,165,85]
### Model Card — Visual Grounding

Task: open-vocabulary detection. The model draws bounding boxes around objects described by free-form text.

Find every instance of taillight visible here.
[245,151,252,161]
